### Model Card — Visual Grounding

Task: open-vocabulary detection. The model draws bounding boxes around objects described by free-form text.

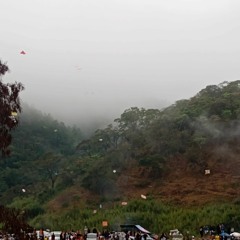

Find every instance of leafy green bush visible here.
[26,200,240,236]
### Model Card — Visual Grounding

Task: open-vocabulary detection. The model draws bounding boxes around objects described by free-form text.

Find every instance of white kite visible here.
[205,169,210,175]
[141,194,147,199]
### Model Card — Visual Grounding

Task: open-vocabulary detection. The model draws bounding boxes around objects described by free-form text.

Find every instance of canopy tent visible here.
[120,224,150,234]
[135,225,150,234]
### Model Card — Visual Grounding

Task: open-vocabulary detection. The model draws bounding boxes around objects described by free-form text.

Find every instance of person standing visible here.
[39,229,44,240]
[160,233,167,240]
[199,227,203,238]
[51,233,55,240]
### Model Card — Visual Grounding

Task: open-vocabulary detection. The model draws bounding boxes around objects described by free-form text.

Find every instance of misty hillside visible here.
[73,80,240,204]
[2,80,240,232]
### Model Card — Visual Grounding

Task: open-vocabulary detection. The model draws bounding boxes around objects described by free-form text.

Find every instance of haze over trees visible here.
[1,79,240,233]
[2,80,240,199]
[78,80,240,185]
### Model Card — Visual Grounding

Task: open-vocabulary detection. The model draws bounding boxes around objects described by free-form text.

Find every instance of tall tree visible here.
[0,60,24,157]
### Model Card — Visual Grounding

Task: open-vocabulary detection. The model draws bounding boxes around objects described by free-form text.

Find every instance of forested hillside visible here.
[74,80,240,204]
[0,104,84,203]
[1,80,240,233]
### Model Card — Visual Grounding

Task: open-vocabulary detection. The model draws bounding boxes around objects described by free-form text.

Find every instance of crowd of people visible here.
[34,228,154,240]
[199,224,237,240]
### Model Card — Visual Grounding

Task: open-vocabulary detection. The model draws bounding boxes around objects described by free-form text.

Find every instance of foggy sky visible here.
[1,0,240,129]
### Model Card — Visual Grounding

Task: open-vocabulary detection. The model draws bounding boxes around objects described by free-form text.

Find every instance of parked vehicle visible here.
[87,233,98,240]
[230,232,240,240]
[169,229,183,240]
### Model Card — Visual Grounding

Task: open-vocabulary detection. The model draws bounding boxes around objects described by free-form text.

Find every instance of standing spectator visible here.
[143,233,147,240]
[39,229,44,240]
[135,233,141,240]
[199,227,203,238]
[51,233,55,240]
[160,233,167,240]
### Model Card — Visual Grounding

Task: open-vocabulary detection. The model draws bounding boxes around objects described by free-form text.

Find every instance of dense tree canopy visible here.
[78,80,240,183]
[0,60,24,157]
[1,80,240,232]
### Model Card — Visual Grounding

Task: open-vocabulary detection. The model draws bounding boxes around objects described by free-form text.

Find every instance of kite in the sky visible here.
[20,51,26,55]
[75,65,82,70]
[141,194,147,199]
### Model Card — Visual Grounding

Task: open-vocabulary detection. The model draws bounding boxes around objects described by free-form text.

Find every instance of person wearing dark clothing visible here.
[143,233,147,240]
[160,233,167,240]
[125,232,130,240]
[51,233,55,240]
[199,226,203,238]
[135,232,141,240]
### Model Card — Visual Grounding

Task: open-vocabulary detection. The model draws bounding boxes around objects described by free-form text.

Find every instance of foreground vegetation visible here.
[8,198,240,236]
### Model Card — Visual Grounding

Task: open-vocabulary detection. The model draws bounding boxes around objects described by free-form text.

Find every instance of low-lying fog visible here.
[1,0,240,132]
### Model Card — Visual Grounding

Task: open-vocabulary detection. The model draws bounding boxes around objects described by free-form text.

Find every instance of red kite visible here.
[20,51,26,55]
